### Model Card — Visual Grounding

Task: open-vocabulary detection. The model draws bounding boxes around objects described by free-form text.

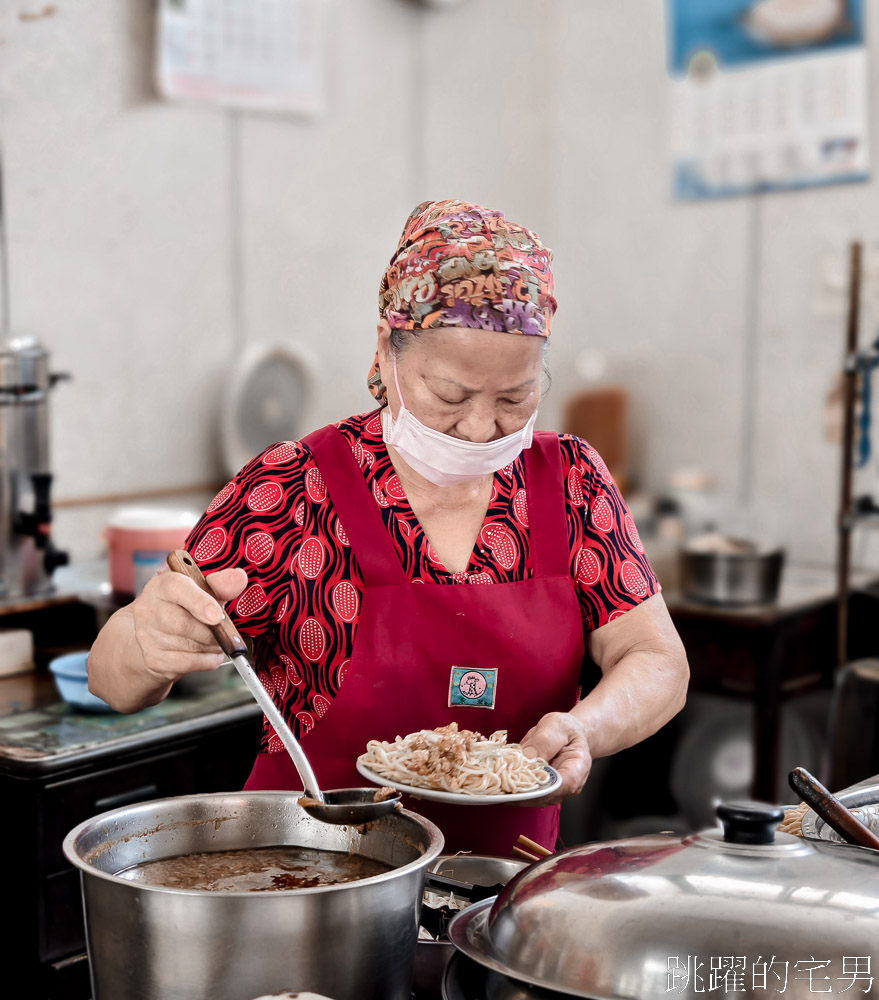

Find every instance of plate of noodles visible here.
[356,723,562,804]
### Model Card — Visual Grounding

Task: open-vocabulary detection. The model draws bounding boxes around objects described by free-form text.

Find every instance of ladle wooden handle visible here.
[167,549,248,659]
[789,767,879,850]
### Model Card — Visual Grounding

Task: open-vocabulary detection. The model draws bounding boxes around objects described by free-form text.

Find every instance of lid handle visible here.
[717,801,785,844]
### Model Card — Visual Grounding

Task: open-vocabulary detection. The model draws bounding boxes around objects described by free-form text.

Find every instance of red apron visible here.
[245,424,585,856]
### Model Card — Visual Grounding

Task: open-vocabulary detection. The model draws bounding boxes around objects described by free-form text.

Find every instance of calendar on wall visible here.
[155,0,325,114]
[667,0,868,199]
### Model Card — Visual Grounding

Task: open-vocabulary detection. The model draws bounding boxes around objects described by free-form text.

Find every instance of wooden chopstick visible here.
[512,846,541,863]
[517,834,553,858]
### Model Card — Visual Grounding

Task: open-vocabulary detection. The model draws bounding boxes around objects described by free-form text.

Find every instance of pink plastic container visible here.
[105,507,201,596]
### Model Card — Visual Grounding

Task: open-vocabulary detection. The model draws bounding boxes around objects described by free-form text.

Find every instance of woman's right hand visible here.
[131,567,248,686]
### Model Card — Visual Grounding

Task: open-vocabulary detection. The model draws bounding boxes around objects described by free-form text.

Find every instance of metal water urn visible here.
[0,335,68,597]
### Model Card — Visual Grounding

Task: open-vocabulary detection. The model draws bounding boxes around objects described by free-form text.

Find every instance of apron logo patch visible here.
[448,667,497,709]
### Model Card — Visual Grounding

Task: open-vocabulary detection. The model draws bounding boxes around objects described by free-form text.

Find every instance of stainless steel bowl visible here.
[427,854,528,888]
[63,790,443,1000]
[447,802,879,999]
[680,546,784,605]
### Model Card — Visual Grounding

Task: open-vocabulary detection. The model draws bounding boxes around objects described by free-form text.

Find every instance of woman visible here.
[89,199,688,855]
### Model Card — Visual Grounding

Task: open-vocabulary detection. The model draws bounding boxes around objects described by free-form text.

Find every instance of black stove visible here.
[1,673,261,1000]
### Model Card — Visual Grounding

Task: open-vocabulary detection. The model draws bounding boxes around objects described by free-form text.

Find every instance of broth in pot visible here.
[116,844,394,892]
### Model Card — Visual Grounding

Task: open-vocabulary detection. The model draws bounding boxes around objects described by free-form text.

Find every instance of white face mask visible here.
[381,357,537,486]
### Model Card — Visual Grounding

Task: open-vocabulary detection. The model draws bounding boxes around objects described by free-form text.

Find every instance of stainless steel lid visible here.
[447,802,879,1000]
[0,335,50,393]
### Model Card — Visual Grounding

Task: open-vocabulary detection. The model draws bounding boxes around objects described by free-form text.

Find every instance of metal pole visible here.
[0,147,10,336]
[837,241,862,669]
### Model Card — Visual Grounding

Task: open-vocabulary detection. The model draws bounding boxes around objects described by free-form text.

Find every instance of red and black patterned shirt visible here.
[186,409,660,752]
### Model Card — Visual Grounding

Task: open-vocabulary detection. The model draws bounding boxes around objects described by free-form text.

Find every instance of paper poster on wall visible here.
[667,0,868,199]
[155,0,325,114]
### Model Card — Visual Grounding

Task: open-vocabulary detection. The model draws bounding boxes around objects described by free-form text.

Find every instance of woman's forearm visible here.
[573,593,689,760]
[88,607,173,713]
[88,567,249,714]
[571,649,688,760]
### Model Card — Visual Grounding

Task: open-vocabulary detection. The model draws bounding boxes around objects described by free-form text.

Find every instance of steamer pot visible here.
[447,801,879,1000]
[443,952,570,999]
[63,791,444,1000]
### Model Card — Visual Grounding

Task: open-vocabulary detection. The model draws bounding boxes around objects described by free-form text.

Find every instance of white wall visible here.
[1,0,877,573]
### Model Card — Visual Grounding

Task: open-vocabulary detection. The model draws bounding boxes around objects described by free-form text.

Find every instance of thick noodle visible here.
[360,723,551,795]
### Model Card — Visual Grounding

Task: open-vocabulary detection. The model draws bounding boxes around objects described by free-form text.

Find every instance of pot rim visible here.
[680,546,785,561]
[105,506,201,531]
[448,899,602,1000]
[62,789,445,897]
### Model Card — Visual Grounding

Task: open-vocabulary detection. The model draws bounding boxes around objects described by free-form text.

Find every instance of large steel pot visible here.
[679,540,784,606]
[447,801,879,999]
[63,790,444,1000]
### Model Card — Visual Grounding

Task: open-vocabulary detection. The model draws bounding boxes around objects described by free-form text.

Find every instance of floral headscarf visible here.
[367,199,556,401]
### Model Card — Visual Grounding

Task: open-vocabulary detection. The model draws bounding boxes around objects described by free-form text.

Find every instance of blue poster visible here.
[670,0,865,74]
[667,0,869,199]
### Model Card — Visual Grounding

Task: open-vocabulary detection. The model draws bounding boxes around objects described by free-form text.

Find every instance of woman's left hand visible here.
[519,711,592,804]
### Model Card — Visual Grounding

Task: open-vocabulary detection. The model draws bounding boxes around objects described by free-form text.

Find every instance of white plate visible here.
[355,758,562,805]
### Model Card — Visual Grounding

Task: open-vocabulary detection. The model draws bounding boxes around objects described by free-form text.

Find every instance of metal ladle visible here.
[167,549,401,825]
